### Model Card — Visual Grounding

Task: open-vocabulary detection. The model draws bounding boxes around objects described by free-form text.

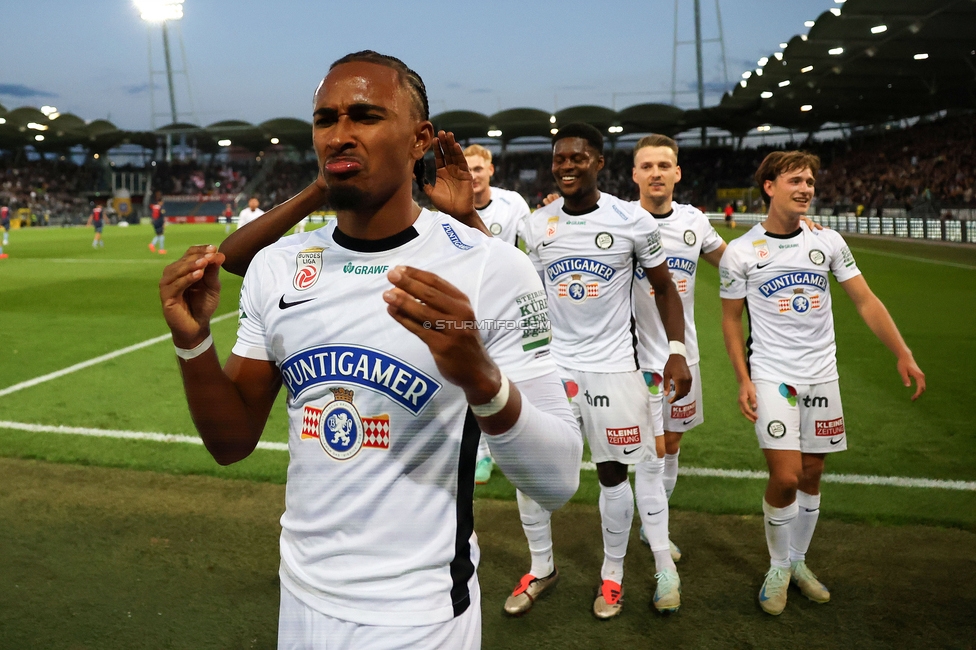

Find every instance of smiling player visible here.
[720,150,926,616]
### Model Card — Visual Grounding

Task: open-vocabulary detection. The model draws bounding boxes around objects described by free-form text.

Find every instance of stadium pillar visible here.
[161,22,179,126]
[694,0,706,146]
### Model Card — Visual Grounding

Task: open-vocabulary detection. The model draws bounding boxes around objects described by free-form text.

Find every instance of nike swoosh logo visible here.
[279,296,315,310]
[757,261,772,269]
[541,240,553,247]
[768,521,789,527]
[645,509,665,517]
[622,447,640,455]
[759,586,771,601]
[682,418,695,425]
[830,437,844,445]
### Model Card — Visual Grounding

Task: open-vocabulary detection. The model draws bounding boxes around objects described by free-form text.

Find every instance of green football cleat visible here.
[652,568,681,613]
[474,457,493,485]
[759,566,791,615]
[791,561,830,603]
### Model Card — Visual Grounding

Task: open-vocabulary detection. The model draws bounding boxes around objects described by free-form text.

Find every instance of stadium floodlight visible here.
[828,47,844,55]
[801,65,814,73]
[779,42,788,49]
[608,126,623,134]
[487,129,502,137]
[761,91,774,98]
[550,128,558,135]
[35,135,45,142]
[270,137,280,144]
[758,57,769,67]
[741,71,752,79]
[871,24,887,34]
[800,34,808,41]
[914,53,929,60]
[756,125,771,132]
[834,0,846,4]
[40,105,58,116]
[739,80,747,88]
[549,115,556,124]
[755,68,763,76]
[135,0,184,23]
[774,52,783,61]
[830,7,841,16]
[27,122,49,131]
[801,105,813,112]
[778,80,790,87]
[0,118,6,125]
[804,20,815,28]
[217,139,231,147]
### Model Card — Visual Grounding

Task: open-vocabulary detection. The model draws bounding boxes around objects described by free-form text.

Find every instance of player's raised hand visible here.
[737,378,758,423]
[160,245,225,348]
[897,355,926,401]
[539,193,560,208]
[662,355,693,404]
[383,265,501,403]
[423,131,485,230]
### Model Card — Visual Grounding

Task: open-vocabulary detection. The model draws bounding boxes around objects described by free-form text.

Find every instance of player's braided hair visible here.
[552,122,604,154]
[329,50,431,187]
[329,50,430,121]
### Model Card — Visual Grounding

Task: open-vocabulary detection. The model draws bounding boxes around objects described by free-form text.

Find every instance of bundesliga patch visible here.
[294,247,325,291]
[671,401,696,420]
[606,426,641,446]
[546,216,559,238]
[301,387,390,461]
[753,239,770,260]
[815,417,845,437]
[558,274,599,302]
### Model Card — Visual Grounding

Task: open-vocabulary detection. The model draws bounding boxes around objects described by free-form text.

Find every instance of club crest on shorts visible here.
[683,230,696,246]
[809,249,825,265]
[595,232,613,249]
[767,420,787,438]
[489,222,502,235]
[294,247,324,291]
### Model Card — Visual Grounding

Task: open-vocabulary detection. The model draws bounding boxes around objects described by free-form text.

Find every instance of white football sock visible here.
[516,490,554,578]
[476,435,491,464]
[789,490,821,563]
[663,450,680,500]
[598,479,633,582]
[635,457,676,573]
[763,499,798,569]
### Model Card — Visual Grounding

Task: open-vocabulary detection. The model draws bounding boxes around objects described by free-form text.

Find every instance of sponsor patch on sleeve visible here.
[515,289,551,351]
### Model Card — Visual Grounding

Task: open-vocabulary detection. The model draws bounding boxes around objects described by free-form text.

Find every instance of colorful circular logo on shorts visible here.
[778,383,797,406]
[562,379,579,400]
[643,371,663,395]
[767,420,787,438]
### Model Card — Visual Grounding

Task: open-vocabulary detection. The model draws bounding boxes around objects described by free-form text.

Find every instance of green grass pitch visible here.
[1,221,975,647]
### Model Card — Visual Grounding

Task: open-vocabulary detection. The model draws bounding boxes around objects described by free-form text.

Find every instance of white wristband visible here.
[668,340,687,358]
[469,375,511,418]
[175,333,214,360]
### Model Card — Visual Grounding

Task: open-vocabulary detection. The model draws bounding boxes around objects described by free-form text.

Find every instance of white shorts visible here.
[642,363,704,433]
[560,368,656,465]
[277,577,481,650]
[754,379,847,453]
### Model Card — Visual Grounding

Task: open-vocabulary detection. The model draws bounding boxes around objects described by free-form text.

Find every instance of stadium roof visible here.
[1,0,972,153]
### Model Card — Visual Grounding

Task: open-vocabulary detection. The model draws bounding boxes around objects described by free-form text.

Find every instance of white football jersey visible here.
[523,193,667,372]
[237,207,264,229]
[719,223,861,384]
[476,187,531,246]
[632,202,724,370]
[232,209,555,626]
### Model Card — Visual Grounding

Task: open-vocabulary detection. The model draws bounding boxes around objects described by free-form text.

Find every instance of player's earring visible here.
[413,158,429,188]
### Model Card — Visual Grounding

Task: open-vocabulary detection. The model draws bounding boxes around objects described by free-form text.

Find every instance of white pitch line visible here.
[45,259,168,264]
[0,420,972,492]
[0,311,238,398]
[0,421,288,452]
